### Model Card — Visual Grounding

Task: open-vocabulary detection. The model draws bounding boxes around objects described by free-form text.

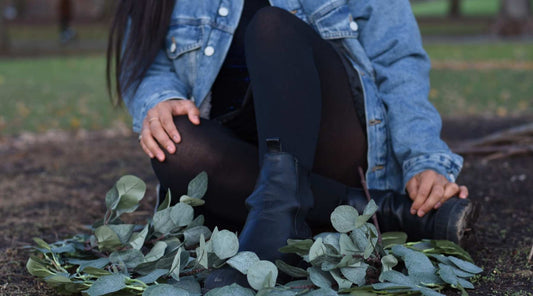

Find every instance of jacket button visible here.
[350,21,359,31]
[170,37,177,53]
[204,46,215,56]
[218,7,229,16]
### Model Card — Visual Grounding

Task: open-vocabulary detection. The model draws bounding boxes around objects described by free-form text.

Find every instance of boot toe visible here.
[204,267,249,291]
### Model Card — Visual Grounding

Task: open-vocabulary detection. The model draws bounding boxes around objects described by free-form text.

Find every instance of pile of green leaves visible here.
[26,173,482,296]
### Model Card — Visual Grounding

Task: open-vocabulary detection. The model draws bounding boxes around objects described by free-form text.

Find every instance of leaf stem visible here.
[358,167,382,246]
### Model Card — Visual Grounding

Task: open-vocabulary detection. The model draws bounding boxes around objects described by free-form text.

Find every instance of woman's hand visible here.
[406,170,468,217]
[139,99,200,162]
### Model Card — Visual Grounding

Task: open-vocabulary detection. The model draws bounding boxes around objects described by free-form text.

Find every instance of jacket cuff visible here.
[132,90,187,133]
[402,152,464,190]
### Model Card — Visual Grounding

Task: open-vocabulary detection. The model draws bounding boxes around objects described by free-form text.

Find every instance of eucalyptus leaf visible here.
[381,254,398,272]
[211,229,239,260]
[68,257,110,271]
[431,240,473,262]
[278,239,313,256]
[84,274,127,296]
[308,266,333,289]
[247,260,278,290]
[169,247,183,281]
[142,284,190,296]
[129,224,149,250]
[204,283,255,296]
[107,224,135,245]
[94,225,122,251]
[391,245,441,284]
[284,279,314,292]
[187,171,208,199]
[109,249,145,269]
[275,259,308,278]
[355,199,378,227]
[448,256,483,274]
[309,238,327,262]
[170,202,194,227]
[26,257,55,278]
[227,251,260,275]
[457,278,474,289]
[145,241,167,262]
[158,189,172,211]
[184,225,212,248]
[32,238,51,251]
[44,274,71,284]
[330,269,353,290]
[381,232,408,249]
[339,233,358,255]
[350,228,368,254]
[341,264,368,286]
[196,234,209,269]
[301,287,339,296]
[50,244,76,254]
[438,263,460,286]
[330,205,359,233]
[171,276,202,295]
[152,207,174,235]
[114,175,146,217]
[180,195,206,207]
[105,185,120,212]
[82,266,112,277]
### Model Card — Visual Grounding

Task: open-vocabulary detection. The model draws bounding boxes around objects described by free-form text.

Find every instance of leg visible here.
[245,7,367,186]
[151,116,259,231]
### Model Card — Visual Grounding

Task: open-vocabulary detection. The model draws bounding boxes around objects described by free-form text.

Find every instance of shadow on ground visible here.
[0,116,532,295]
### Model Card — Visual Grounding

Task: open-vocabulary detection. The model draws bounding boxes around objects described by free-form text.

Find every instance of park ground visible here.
[1,2,533,295]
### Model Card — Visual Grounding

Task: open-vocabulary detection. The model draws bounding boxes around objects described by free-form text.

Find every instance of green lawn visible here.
[1,41,532,135]
[0,55,130,135]
[412,0,499,17]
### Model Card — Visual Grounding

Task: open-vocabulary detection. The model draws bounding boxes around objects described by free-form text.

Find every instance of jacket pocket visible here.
[314,4,358,40]
[166,24,203,59]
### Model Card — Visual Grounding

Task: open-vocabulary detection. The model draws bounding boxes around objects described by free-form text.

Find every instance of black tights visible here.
[152,7,367,231]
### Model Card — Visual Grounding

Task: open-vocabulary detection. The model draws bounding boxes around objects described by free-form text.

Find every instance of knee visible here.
[245,6,293,47]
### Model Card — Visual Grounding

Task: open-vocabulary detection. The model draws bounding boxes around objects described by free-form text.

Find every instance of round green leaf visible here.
[145,241,167,262]
[247,260,278,290]
[84,274,127,296]
[330,205,359,233]
[26,257,55,278]
[204,283,255,296]
[187,171,208,199]
[211,229,239,259]
[170,202,194,227]
[308,266,333,289]
[448,256,483,274]
[142,284,189,296]
[227,251,260,274]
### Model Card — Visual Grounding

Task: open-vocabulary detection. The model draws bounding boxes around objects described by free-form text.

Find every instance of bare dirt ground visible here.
[0,117,532,296]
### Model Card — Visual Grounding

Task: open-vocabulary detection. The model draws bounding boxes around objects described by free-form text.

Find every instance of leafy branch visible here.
[26,172,482,296]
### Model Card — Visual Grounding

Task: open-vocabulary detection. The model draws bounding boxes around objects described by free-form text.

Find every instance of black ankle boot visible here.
[344,188,477,245]
[204,138,314,289]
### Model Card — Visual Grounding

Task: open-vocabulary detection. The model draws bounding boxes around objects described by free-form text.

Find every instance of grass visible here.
[425,42,533,61]
[0,55,130,135]
[411,0,501,17]
[1,41,532,136]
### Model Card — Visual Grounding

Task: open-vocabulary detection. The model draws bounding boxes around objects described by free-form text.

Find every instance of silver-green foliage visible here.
[27,173,482,295]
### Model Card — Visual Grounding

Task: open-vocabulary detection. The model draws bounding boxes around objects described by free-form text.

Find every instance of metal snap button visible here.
[350,21,359,31]
[204,46,215,56]
[218,7,229,16]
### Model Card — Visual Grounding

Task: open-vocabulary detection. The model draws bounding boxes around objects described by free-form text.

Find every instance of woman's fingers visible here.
[410,171,435,215]
[459,185,469,198]
[417,183,444,217]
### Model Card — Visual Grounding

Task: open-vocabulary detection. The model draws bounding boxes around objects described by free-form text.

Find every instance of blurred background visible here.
[0,0,532,137]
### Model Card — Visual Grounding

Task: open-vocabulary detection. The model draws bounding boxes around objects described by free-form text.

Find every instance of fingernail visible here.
[173,136,179,142]
[435,202,442,209]
[167,145,174,153]
[417,210,425,217]
[410,208,416,215]
[157,153,164,161]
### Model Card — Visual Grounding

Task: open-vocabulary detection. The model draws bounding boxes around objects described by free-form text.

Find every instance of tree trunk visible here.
[0,0,11,53]
[449,0,461,18]
[494,0,533,36]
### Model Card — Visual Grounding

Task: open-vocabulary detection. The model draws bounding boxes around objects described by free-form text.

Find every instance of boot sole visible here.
[455,200,479,247]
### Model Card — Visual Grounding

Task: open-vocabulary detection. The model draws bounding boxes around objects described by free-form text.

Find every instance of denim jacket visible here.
[123,0,463,193]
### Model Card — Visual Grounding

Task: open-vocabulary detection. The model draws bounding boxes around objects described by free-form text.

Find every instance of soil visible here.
[0,116,532,296]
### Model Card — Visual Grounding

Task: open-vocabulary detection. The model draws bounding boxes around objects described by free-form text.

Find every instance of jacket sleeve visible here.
[121,20,190,133]
[353,0,463,187]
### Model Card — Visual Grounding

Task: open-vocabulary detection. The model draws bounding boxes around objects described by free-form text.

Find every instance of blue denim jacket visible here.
[123,0,463,193]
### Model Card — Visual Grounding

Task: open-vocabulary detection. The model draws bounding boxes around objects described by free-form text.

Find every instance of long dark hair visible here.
[106,0,175,105]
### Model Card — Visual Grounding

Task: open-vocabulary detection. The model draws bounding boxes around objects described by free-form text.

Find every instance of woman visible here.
[107,0,475,288]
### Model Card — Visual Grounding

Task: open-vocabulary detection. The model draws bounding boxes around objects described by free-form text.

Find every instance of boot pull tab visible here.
[266,138,282,153]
